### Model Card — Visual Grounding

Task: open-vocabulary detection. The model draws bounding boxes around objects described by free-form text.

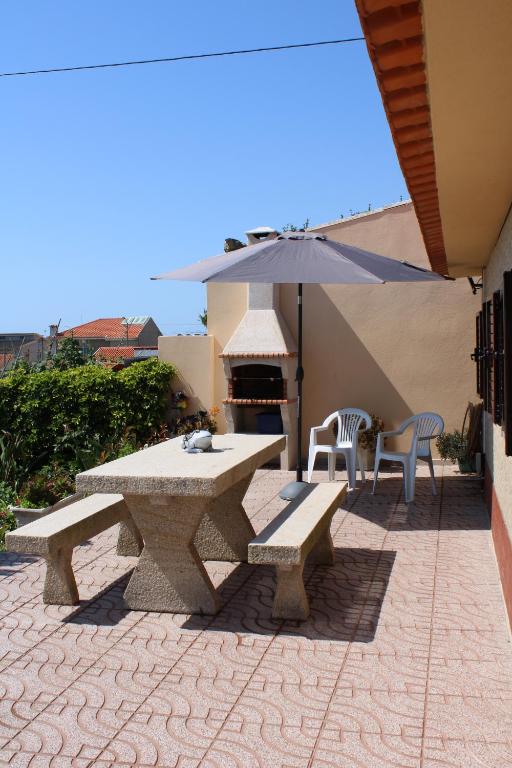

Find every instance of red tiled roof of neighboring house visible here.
[355,0,447,274]
[93,346,136,361]
[61,318,145,340]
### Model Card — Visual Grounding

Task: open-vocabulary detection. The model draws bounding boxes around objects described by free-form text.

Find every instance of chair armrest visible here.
[375,428,404,450]
[378,429,403,439]
[309,425,329,446]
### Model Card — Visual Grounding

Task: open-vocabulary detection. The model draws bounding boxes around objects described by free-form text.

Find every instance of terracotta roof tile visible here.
[93,346,136,361]
[355,0,447,273]
[61,318,145,340]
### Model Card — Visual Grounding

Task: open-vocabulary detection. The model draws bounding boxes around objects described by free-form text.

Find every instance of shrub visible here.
[17,464,76,509]
[436,430,468,463]
[0,359,175,471]
[171,409,219,437]
[0,507,16,551]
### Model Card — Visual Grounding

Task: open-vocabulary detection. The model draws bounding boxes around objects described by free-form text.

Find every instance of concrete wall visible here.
[201,202,479,453]
[159,335,214,416]
[207,282,247,433]
[138,319,162,347]
[482,205,512,542]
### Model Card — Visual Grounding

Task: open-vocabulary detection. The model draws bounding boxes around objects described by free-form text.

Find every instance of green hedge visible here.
[0,358,175,463]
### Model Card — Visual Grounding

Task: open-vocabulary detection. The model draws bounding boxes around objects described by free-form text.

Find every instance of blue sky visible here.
[0,1,407,336]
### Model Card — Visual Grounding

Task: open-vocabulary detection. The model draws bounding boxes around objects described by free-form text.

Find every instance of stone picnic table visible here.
[75,433,285,615]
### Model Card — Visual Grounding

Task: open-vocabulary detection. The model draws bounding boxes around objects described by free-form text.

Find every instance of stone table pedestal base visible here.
[194,474,255,562]
[122,483,256,614]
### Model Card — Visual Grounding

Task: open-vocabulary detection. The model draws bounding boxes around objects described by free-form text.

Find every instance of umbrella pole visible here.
[296,282,304,483]
[279,282,308,501]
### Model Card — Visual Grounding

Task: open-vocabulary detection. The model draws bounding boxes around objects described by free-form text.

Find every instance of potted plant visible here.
[358,415,385,470]
[436,430,471,472]
[10,464,81,527]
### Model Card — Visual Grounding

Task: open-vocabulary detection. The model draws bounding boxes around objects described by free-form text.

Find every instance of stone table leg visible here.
[116,519,144,557]
[122,493,222,615]
[194,474,256,562]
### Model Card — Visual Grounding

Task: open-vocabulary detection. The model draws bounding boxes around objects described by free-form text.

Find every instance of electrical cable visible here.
[0,37,365,78]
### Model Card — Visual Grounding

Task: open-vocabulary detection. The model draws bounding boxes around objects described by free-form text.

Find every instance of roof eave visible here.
[355,0,447,274]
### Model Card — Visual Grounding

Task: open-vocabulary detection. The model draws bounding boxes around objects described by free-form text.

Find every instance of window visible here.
[493,290,504,425]
[483,300,493,414]
[504,270,512,456]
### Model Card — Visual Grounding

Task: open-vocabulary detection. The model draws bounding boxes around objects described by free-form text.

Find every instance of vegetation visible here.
[436,430,469,464]
[359,415,385,453]
[282,220,310,232]
[198,309,207,328]
[0,358,176,545]
[172,408,219,437]
[0,358,175,465]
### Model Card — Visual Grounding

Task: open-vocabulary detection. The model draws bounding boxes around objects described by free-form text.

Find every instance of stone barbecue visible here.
[220,277,297,470]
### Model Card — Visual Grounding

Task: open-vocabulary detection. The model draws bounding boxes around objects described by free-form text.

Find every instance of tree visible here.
[51,337,87,370]
[199,309,207,329]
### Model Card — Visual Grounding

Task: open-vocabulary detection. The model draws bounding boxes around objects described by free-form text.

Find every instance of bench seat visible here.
[248,482,347,619]
[6,493,142,605]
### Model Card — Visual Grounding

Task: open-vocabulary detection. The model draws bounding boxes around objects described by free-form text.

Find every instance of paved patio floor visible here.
[0,464,511,767]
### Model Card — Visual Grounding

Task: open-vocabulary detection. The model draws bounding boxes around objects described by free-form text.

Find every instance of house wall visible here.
[138,319,162,347]
[482,205,512,624]
[158,334,215,415]
[205,203,479,453]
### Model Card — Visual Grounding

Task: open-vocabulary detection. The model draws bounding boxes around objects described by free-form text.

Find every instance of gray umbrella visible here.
[153,231,449,498]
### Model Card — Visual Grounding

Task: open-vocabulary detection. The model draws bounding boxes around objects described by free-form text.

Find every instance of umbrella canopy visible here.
[153,230,445,285]
[153,231,449,498]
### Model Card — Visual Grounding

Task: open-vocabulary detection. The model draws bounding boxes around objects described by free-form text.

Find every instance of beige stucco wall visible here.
[207,282,247,433]
[482,205,512,541]
[202,203,479,454]
[158,335,214,414]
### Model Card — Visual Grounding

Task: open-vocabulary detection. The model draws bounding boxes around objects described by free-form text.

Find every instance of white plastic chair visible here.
[308,408,372,490]
[372,412,444,504]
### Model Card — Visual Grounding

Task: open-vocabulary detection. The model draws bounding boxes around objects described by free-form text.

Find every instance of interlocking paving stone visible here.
[0,464,510,767]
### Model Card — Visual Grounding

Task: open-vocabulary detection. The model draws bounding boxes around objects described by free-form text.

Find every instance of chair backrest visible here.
[331,408,372,447]
[400,412,444,457]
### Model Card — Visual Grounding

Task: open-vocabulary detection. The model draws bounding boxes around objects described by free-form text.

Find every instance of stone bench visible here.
[5,494,143,605]
[248,482,347,620]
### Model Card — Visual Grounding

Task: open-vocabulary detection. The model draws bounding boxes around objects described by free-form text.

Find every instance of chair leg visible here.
[428,455,437,495]
[372,454,381,495]
[328,453,335,481]
[358,450,366,483]
[307,446,317,483]
[404,459,416,504]
[346,451,356,490]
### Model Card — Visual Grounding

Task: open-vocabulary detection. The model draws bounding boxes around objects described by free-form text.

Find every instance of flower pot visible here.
[359,448,376,471]
[457,458,473,474]
[10,492,84,528]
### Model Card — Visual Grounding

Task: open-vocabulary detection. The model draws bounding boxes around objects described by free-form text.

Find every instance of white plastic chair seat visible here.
[378,450,410,461]
[308,408,371,490]
[372,411,444,504]
[317,442,352,453]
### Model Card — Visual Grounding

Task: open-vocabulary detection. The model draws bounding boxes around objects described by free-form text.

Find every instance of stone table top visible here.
[76,433,286,497]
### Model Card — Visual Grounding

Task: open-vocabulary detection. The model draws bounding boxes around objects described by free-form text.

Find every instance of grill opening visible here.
[231,363,285,400]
